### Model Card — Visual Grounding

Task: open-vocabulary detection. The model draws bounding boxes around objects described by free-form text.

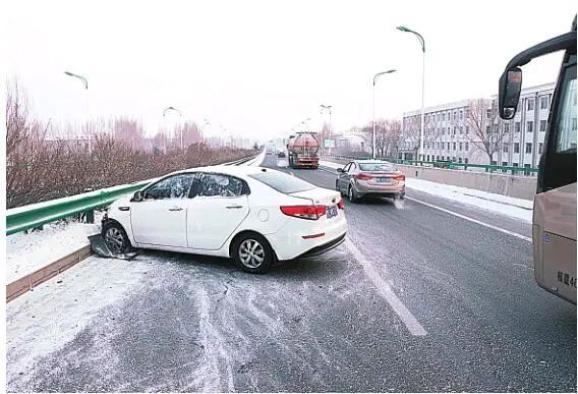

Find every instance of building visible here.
[400,99,491,164]
[492,82,555,169]
[400,82,556,169]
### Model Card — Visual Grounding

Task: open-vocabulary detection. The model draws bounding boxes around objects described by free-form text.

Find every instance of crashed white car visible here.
[102,166,347,273]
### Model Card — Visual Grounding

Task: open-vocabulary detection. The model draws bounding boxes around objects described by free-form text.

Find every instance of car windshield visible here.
[249,171,315,194]
[358,162,396,172]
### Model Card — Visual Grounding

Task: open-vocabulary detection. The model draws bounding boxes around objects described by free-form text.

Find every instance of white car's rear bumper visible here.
[265,213,347,261]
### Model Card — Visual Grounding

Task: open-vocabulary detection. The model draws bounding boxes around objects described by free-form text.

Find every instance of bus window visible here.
[555,67,577,153]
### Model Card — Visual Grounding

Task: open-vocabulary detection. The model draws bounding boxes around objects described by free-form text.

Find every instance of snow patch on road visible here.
[6,255,150,385]
[6,217,103,283]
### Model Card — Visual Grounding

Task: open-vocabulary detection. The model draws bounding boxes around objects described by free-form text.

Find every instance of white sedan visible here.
[102,165,347,273]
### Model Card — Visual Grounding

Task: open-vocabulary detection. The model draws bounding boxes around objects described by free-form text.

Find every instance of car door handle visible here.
[226,205,244,209]
[168,207,183,212]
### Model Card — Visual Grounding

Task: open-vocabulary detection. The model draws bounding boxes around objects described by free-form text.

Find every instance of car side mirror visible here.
[498,68,522,120]
[131,190,144,202]
[337,168,344,173]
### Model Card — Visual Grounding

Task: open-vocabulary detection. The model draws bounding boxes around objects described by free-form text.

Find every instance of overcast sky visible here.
[5,0,576,141]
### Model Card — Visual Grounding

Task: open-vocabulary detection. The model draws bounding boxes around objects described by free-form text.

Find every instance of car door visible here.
[186,172,250,250]
[346,162,357,188]
[339,162,352,192]
[130,173,194,247]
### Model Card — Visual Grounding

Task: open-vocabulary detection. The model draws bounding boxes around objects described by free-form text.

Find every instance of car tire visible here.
[348,185,359,203]
[232,233,274,274]
[102,221,132,255]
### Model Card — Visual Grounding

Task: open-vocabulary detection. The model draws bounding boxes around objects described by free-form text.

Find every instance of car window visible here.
[249,170,315,194]
[348,163,357,173]
[197,173,247,197]
[143,174,194,200]
[342,163,352,172]
[359,163,396,171]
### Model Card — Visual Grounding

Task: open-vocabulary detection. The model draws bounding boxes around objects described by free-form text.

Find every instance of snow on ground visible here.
[6,212,105,283]
[247,149,266,166]
[6,255,151,380]
[319,160,533,222]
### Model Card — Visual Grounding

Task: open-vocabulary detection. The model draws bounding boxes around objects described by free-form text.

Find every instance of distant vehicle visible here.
[277,151,286,158]
[336,160,405,203]
[287,132,320,169]
[101,165,346,274]
[498,16,576,303]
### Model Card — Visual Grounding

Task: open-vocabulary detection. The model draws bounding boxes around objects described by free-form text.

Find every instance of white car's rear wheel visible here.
[233,233,274,274]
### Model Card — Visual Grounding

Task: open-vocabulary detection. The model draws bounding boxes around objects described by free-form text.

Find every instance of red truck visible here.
[287,132,320,169]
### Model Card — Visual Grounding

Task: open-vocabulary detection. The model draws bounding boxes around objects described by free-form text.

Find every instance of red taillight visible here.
[337,198,345,210]
[280,205,327,220]
[393,174,406,181]
[355,172,373,180]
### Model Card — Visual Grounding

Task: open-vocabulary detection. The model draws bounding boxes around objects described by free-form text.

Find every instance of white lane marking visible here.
[345,238,428,336]
[406,196,532,242]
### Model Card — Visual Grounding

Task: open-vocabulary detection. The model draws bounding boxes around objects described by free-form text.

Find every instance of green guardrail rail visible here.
[6,180,151,236]
[327,155,539,175]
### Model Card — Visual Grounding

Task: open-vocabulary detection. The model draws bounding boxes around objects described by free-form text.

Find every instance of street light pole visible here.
[397,25,426,160]
[372,69,397,159]
[163,106,183,149]
[64,71,90,145]
[320,104,333,153]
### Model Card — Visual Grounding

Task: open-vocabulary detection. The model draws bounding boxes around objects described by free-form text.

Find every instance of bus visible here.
[498,16,576,304]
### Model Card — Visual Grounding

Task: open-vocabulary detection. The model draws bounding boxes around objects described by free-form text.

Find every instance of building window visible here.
[459,126,463,134]
[515,122,521,132]
[502,161,508,166]
[540,96,549,110]
[426,155,430,161]
[540,120,547,132]
[459,110,463,120]
[539,143,543,154]
[447,142,450,150]
[527,98,535,111]
[486,126,490,133]
[464,158,469,164]
[503,143,509,153]
[514,143,520,153]
[525,143,532,154]
[458,157,463,163]
[459,142,463,151]
[465,126,469,135]
[453,142,456,150]
[465,142,469,151]
[504,123,510,133]
[513,162,518,167]
[527,121,533,133]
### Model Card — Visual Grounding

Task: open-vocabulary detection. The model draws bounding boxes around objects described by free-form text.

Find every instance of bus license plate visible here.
[327,206,338,219]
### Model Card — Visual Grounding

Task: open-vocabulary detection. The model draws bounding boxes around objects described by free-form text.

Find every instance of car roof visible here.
[354,159,394,164]
[166,165,269,178]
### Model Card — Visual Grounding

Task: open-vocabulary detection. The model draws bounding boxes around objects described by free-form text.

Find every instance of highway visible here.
[6,153,576,392]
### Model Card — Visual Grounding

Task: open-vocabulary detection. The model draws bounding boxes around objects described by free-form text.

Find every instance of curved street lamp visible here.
[64,71,88,90]
[372,69,397,159]
[397,25,426,160]
[163,106,184,149]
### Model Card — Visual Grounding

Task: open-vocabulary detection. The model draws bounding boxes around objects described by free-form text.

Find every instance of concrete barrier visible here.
[324,157,536,201]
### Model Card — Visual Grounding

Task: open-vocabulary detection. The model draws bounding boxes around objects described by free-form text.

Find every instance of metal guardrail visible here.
[6,154,259,236]
[326,155,539,175]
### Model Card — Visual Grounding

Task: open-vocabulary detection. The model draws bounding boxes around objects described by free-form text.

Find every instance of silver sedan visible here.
[336,160,406,203]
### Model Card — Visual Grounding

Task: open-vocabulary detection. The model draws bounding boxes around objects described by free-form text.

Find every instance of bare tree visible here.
[360,118,403,158]
[466,99,502,163]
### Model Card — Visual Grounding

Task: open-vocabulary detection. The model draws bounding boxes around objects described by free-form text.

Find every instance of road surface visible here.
[6,153,576,392]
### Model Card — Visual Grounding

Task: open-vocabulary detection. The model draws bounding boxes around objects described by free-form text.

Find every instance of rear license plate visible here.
[326,206,338,219]
[376,177,391,183]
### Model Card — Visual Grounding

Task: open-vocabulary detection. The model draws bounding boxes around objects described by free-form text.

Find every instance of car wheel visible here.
[102,221,132,254]
[232,233,274,274]
[348,185,358,203]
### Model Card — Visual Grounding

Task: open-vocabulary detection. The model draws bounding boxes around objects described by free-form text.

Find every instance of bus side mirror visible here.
[499,68,523,120]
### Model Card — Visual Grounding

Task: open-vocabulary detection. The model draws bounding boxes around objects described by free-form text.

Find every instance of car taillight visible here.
[280,205,327,220]
[355,172,373,180]
[337,198,345,210]
[393,174,406,181]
